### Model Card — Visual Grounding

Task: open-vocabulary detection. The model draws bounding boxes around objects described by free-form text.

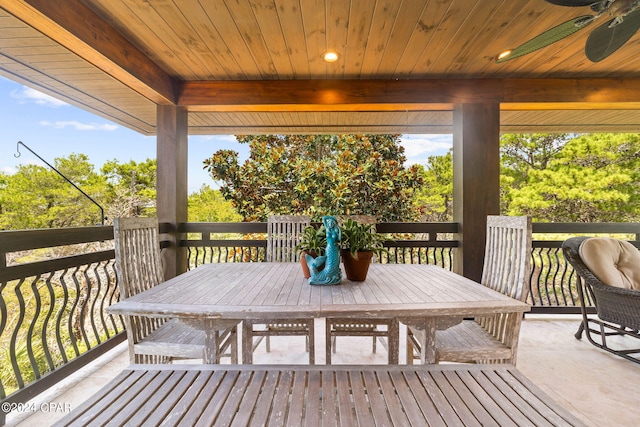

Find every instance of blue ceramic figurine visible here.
[307,215,342,285]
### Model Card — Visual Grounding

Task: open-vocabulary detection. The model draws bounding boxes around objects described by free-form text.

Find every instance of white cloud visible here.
[191,134,237,143]
[11,86,68,107]
[1,166,16,175]
[400,134,452,165]
[39,120,118,131]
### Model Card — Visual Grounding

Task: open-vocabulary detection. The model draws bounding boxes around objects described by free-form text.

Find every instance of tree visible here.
[500,133,571,182]
[188,185,242,222]
[203,135,424,221]
[504,133,640,222]
[0,154,106,230]
[500,133,572,213]
[415,151,453,221]
[101,159,156,219]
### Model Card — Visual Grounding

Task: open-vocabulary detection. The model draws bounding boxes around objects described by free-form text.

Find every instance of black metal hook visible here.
[14,141,22,158]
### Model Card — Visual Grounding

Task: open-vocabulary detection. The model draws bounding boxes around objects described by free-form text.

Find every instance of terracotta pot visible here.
[300,250,318,278]
[341,249,373,281]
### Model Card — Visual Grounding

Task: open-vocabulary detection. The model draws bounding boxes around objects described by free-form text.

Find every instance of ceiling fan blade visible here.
[545,0,603,6]
[585,9,640,62]
[496,16,594,63]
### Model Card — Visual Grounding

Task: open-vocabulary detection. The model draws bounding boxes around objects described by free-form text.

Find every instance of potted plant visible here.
[340,219,387,281]
[295,224,326,278]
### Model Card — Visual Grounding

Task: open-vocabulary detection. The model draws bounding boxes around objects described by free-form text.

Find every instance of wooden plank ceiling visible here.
[2,0,640,135]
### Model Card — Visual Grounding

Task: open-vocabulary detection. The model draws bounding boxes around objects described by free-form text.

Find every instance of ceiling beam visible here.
[179,80,503,112]
[179,79,640,112]
[502,79,640,104]
[1,0,176,105]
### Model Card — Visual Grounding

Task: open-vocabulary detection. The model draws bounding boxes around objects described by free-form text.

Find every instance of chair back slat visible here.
[267,215,311,262]
[114,217,164,299]
[482,215,532,302]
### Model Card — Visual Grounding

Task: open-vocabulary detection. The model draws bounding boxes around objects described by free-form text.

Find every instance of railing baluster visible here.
[55,270,70,364]
[551,248,568,307]
[67,268,82,358]
[541,248,556,306]
[0,281,7,399]
[99,260,113,339]
[41,273,56,371]
[27,276,43,380]
[10,278,28,389]
[87,265,101,345]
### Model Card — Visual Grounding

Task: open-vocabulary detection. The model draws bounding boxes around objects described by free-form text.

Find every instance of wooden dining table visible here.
[107,263,530,364]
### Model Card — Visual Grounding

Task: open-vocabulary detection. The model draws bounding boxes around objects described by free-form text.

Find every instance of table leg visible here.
[420,318,436,364]
[402,317,437,364]
[204,323,221,364]
[188,319,240,364]
[242,321,253,364]
[388,319,399,364]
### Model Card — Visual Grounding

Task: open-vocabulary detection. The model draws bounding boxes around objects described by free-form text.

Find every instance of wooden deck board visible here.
[229,370,265,427]
[335,370,355,427]
[53,364,585,427]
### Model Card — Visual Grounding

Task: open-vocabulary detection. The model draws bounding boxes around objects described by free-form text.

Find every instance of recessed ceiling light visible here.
[497,50,512,61]
[323,51,340,63]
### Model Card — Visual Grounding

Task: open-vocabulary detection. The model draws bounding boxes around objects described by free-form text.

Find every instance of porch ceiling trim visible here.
[2,0,176,105]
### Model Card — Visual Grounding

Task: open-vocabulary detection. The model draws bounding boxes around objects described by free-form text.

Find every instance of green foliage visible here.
[502,133,640,222]
[0,154,106,230]
[500,133,571,182]
[188,185,242,222]
[500,133,572,213]
[0,156,170,230]
[101,158,157,218]
[340,219,387,256]
[415,151,453,221]
[409,132,640,223]
[295,225,327,256]
[4,133,640,231]
[203,134,424,222]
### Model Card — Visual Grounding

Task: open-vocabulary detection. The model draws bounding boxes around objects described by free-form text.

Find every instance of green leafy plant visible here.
[295,225,327,256]
[340,219,387,256]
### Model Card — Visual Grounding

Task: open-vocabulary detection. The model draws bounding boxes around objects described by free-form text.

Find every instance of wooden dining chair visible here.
[407,215,532,365]
[242,215,316,363]
[114,217,238,363]
[325,215,398,364]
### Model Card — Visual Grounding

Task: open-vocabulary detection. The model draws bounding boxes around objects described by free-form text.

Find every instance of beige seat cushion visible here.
[579,237,640,290]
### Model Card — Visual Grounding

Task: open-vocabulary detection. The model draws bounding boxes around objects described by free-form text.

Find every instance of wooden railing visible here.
[2,220,639,424]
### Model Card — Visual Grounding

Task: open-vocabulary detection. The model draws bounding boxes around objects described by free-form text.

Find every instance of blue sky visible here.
[0,77,452,193]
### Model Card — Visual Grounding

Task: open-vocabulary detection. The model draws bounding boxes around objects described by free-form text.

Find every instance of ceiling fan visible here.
[496,0,640,63]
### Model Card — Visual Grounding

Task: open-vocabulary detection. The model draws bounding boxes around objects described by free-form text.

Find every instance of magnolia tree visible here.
[203,134,424,221]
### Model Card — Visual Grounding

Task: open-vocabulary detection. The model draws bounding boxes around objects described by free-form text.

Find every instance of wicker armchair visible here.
[562,236,640,364]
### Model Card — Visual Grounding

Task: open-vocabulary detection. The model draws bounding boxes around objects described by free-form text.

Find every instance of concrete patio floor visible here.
[6,315,640,426]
